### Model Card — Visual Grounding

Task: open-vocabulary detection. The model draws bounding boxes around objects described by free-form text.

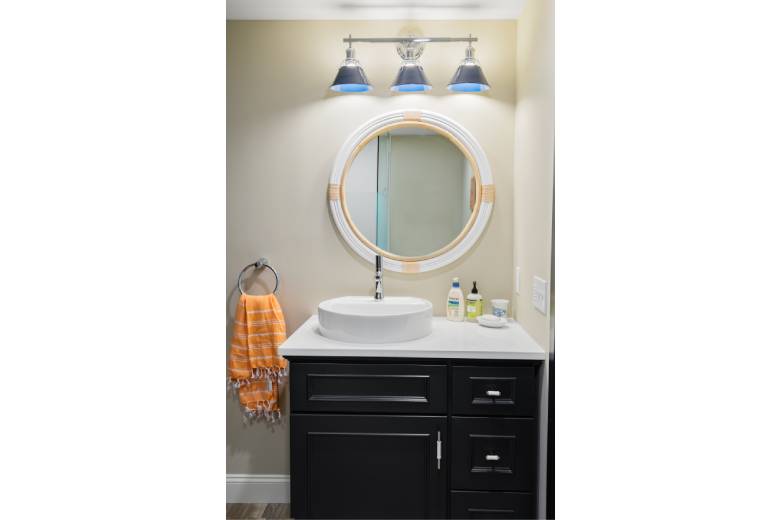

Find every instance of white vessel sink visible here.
[318,296,433,344]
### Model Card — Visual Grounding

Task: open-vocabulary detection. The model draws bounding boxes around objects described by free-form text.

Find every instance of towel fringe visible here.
[228,364,288,390]
[226,364,289,404]
[241,402,283,423]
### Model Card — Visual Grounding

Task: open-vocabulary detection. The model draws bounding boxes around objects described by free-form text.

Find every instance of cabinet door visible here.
[291,414,447,519]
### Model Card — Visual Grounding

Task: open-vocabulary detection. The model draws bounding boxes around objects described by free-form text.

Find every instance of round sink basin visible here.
[318,296,433,344]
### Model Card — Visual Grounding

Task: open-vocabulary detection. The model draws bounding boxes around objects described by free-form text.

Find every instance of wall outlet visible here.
[532,276,548,315]
[515,266,522,295]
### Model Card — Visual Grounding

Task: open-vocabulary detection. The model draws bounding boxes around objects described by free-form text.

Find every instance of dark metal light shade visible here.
[448,47,490,92]
[448,64,490,92]
[330,65,372,92]
[391,63,432,92]
[330,48,372,93]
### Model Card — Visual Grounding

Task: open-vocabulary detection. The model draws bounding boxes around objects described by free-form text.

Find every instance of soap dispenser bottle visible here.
[466,281,483,321]
[446,277,465,322]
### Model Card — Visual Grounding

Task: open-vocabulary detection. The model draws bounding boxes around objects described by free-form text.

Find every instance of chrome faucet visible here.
[374,255,384,300]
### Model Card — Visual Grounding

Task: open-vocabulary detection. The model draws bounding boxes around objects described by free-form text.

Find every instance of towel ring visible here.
[237,257,279,295]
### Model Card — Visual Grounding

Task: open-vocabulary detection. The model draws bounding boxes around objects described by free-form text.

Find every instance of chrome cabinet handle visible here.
[485,454,500,461]
[436,431,442,470]
[486,390,501,397]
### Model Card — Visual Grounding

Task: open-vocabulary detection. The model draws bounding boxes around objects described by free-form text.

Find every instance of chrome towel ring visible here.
[237,257,279,295]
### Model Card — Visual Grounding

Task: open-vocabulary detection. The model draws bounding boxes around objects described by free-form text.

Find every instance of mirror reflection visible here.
[344,126,477,258]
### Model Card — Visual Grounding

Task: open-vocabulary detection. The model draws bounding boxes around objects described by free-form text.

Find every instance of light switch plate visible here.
[532,276,548,314]
[515,267,522,295]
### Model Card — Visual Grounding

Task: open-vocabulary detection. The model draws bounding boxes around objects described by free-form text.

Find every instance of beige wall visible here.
[228,20,518,474]
[513,0,554,348]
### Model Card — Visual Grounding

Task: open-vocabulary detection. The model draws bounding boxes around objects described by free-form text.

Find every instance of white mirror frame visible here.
[328,109,494,273]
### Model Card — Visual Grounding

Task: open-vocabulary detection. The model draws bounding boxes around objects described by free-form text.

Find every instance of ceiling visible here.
[226,0,526,21]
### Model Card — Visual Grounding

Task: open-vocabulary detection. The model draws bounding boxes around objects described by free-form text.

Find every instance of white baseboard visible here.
[226,474,290,503]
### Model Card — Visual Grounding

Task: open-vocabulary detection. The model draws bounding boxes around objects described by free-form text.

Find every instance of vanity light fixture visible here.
[330,44,372,93]
[448,43,490,92]
[332,35,487,94]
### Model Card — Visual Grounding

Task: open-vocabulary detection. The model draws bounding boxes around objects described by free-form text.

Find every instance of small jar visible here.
[491,299,509,318]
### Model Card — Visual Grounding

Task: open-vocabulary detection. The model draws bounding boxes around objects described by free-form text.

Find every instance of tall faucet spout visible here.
[374,255,384,300]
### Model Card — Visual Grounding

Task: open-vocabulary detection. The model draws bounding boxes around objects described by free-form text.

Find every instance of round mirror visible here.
[345,125,477,258]
[329,110,494,273]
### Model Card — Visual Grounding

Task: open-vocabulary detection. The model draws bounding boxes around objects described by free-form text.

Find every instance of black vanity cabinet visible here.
[288,358,541,519]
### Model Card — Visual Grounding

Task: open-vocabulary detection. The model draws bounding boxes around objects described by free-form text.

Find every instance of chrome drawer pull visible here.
[485,454,500,461]
[436,431,442,470]
[486,390,501,397]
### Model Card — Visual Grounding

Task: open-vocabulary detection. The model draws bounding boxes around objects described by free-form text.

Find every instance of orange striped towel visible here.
[228,293,288,422]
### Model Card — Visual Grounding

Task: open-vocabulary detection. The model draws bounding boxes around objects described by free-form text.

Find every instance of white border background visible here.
[1,1,779,518]
[330,109,494,272]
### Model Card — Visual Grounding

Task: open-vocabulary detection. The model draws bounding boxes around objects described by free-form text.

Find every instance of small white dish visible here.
[477,314,508,328]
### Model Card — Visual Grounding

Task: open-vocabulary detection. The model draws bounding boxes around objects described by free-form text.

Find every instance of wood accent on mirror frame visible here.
[401,261,421,274]
[329,109,494,273]
[481,184,496,203]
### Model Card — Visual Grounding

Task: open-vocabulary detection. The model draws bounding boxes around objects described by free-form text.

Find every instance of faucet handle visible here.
[375,255,382,271]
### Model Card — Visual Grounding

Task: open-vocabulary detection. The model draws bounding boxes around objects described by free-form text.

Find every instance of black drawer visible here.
[290,362,447,414]
[450,491,535,519]
[451,417,537,492]
[452,365,538,417]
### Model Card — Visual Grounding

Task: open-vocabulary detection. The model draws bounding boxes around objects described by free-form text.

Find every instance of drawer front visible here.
[452,365,538,417]
[451,417,537,491]
[291,362,447,414]
[450,491,535,519]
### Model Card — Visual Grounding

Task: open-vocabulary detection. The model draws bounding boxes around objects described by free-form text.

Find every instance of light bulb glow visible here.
[447,82,490,92]
[331,83,373,93]
[390,84,432,92]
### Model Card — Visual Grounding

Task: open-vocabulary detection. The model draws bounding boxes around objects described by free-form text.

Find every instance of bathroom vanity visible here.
[275,109,546,518]
[280,315,545,519]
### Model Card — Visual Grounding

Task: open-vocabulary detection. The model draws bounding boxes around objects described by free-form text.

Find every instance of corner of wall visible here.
[512,0,554,350]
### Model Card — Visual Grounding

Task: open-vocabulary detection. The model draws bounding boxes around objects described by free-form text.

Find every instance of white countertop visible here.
[279,315,546,360]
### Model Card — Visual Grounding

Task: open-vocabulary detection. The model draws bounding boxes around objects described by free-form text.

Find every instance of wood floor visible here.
[226,503,291,519]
